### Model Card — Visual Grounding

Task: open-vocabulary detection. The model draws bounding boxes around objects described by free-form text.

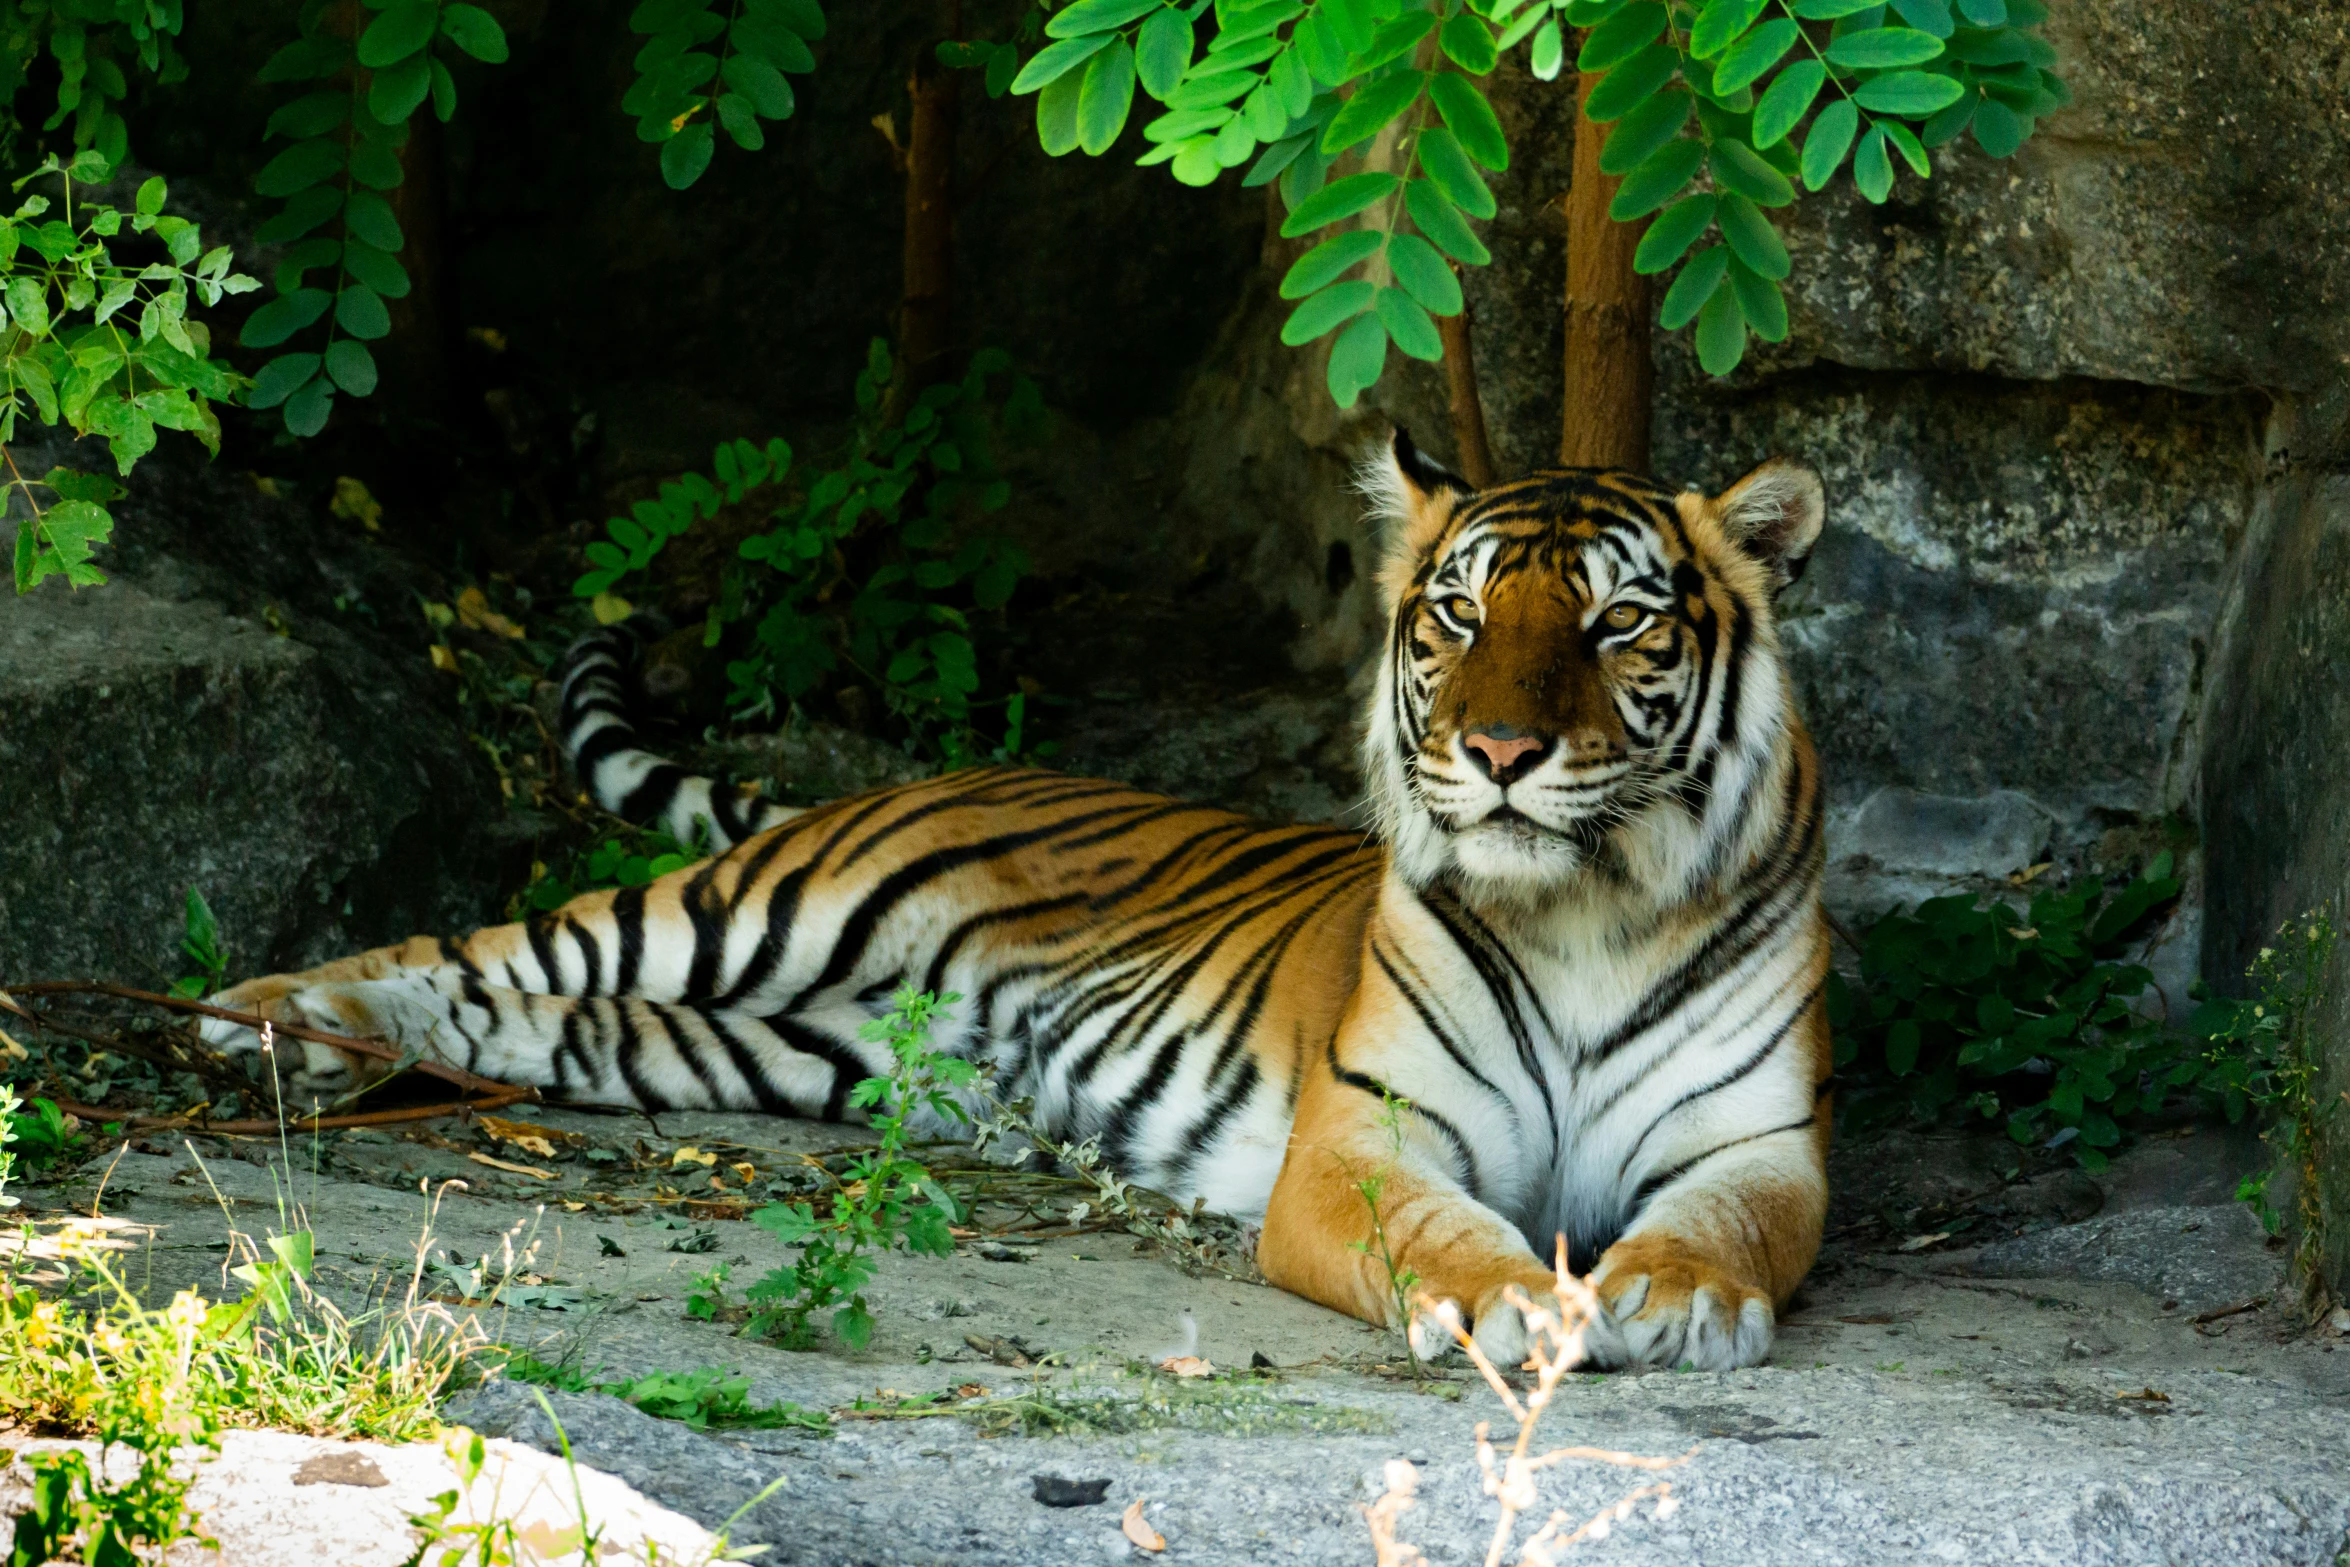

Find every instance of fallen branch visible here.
[2189,1295,2268,1326]
[1,980,520,1098]
[35,1087,540,1138]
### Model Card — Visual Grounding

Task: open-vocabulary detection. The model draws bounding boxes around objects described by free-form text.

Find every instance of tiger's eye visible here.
[1442,595,1480,624]
[1603,603,1645,631]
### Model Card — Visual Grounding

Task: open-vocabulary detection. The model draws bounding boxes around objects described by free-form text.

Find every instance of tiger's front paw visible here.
[1588,1234,1775,1371]
[198,979,438,1089]
[1405,1265,1574,1369]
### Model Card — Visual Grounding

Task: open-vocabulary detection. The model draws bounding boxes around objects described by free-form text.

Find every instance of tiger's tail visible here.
[554,623,803,853]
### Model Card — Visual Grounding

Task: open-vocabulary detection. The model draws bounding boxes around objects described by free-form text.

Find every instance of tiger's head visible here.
[1362,430,1824,910]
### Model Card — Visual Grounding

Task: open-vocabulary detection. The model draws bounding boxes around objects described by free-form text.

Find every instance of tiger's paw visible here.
[1405,1267,1581,1370]
[1587,1234,1775,1371]
[198,978,450,1089]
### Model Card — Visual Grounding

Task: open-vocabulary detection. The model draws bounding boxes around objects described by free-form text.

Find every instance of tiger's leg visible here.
[1259,1064,1559,1370]
[217,970,865,1114]
[1586,1116,1829,1372]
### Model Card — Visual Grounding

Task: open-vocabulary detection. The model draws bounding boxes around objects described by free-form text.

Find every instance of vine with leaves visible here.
[965,0,2064,404]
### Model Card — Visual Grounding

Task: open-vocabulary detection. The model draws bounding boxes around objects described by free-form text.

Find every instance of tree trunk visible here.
[1557,68,1652,471]
[897,59,959,399]
[1437,293,1497,487]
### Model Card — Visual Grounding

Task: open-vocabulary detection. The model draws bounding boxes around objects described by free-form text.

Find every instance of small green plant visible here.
[1828,855,2202,1169]
[498,1354,827,1434]
[684,1262,730,1322]
[0,1082,19,1208]
[2192,908,2337,1308]
[4,149,254,592]
[574,340,1045,765]
[517,821,711,916]
[169,886,226,1000]
[1347,1088,1424,1374]
[744,987,974,1349]
[7,1092,82,1171]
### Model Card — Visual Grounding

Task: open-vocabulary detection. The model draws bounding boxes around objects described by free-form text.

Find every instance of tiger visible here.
[203,431,1833,1372]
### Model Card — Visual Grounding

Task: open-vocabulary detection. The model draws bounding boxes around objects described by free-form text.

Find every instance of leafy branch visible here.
[241,0,509,435]
[625,0,826,190]
[0,0,188,170]
[4,150,254,591]
[986,0,2065,402]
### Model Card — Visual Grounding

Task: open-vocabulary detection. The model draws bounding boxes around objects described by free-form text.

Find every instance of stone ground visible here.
[10,1110,2348,1567]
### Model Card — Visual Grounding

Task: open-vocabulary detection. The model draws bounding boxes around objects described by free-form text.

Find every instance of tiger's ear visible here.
[1363,426,1471,584]
[1701,458,1824,592]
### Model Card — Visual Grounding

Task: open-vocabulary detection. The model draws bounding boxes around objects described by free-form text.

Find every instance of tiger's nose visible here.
[1464,726,1548,781]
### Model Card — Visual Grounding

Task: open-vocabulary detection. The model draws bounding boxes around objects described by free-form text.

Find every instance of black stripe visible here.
[1612,978,1823,1181]
[1630,1115,1816,1208]
[1325,1038,1475,1189]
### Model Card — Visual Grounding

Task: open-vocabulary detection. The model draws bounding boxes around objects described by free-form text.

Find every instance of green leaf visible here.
[1011,33,1114,94]
[1529,20,1565,80]
[1416,126,1495,219]
[1971,95,2026,155]
[283,374,335,437]
[1377,287,1442,361]
[1880,117,1930,173]
[1825,26,1945,67]
[1386,232,1462,315]
[237,289,331,349]
[1037,67,1087,155]
[348,138,405,189]
[1889,0,1955,32]
[265,91,349,141]
[1582,43,1677,122]
[1853,122,1894,199]
[323,339,378,396]
[1136,6,1191,98]
[1752,59,1824,148]
[1853,70,1966,115]
[1045,0,1163,38]
[1709,137,1796,205]
[344,191,404,251]
[1405,179,1490,264]
[1579,2,1666,69]
[1607,136,1704,219]
[1323,70,1423,155]
[1695,279,1749,374]
[725,53,796,118]
[1077,38,1137,153]
[1634,192,1716,273]
[1714,191,1789,278]
[430,57,459,120]
[1427,74,1506,171]
[1884,1017,1922,1076]
[369,54,433,122]
[1440,14,1499,73]
[658,119,717,185]
[1326,312,1387,407]
[1280,278,1376,344]
[1599,89,1689,175]
[254,138,345,197]
[1280,230,1384,299]
[246,353,321,409]
[441,4,510,62]
[1658,244,1727,329]
[1689,0,1767,58]
[1955,0,2006,21]
[1278,171,1400,238]
[1800,97,1860,187]
[1728,256,1788,340]
[336,283,392,339]
[341,240,412,297]
[358,1,439,67]
[1714,18,1798,95]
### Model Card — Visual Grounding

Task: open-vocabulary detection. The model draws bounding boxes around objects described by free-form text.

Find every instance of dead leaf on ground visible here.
[1121,1499,1165,1553]
[672,1146,718,1169]
[467,1151,555,1180]
[455,585,526,640]
[1157,1355,1214,1378]
[1898,1232,1951,1252]
[2114,1387,2170,1403]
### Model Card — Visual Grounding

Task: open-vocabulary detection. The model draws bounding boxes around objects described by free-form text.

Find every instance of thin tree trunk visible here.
[897,58,959,400]
[1437,292,1497,487]
[1557,68,1652,471]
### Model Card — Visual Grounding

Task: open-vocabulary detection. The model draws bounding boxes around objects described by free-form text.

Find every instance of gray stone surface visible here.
[1966,1204,2285,1317]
